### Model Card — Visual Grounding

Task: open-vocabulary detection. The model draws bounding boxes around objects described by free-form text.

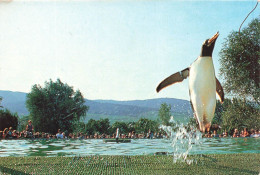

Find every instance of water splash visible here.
[160,116,202,165]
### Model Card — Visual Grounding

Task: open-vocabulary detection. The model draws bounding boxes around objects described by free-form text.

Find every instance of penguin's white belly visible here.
[189,57,216,131]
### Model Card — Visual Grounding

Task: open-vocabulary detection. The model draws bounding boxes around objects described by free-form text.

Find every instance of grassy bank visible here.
[0,154,259,175]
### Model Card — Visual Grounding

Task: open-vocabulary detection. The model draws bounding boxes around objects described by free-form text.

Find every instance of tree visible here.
[0,109,18,131]
[187,117,197,130]
[219,17,260,104]
[0,97,3,108]
[85,119,98,135]
[158,103,172,126]
[72,121,86,134]
[18,115,31,131]
[127,121,136,133]
[97,118,110,135]
[84,118,110,135]
[212,100,230,126]
[134,118,159,134]
[222,98,260,132]
[111,121,129,135]
[26,79,88,134]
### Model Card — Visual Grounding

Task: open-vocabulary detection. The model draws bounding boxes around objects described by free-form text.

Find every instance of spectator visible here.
[232,129,239,137]
[222,131,228,137]
[56,129,64,139]
[7,127,13,138]
[26,120,34,138]
[26,120,34,132]
[243,128,250,137]
[131,131,136,139]
[78,132,84,139]
[3,128,9,139]
[20,130,26,138]
[68,133,73,139]
[250,129,259,138]
[12,130,19,139]
[147,129,153,139]
[45,133,50,139]
[212,130,219,137]
[240,130,244,137]
[41,132,46,138]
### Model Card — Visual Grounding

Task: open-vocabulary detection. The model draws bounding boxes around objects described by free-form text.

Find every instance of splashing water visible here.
[160,116,202,165]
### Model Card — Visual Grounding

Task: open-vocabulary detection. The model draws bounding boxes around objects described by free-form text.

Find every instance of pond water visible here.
[0,138,259,157]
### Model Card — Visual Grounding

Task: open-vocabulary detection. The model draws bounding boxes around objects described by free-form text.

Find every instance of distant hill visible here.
[95,98,191,114]
[0,90,28,116]
[0,90,193,123]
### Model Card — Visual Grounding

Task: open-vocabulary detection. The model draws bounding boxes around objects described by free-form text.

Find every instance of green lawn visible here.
[0,154,259,175]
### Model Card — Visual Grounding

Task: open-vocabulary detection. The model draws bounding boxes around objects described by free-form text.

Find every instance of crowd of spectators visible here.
[203,128,260,138]
[0,128,166,140]
[0,121,166,140]
[0,120,259,140]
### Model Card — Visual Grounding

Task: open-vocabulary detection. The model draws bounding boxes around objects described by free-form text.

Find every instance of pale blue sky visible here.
[0,0,259,100]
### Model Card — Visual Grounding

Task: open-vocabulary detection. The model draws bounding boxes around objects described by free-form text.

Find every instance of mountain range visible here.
[0,90,192,123]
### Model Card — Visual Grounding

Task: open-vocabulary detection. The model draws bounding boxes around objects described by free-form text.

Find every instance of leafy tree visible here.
[222,98,260,132]
[18,115,31,131]
[72,121,86,134]
[127,121,136,133]
[0,109,18,130]
[0,97,3,108]
[85,118,110,135]
[85,119,98,135]
[187,117,197,130]
[135,118,159,134]
[26,79,88,134]
[97,118,110,135]
[158,103,172,126]
[212,100,231,126]
[219,17,260,104]
[111,121,129,135]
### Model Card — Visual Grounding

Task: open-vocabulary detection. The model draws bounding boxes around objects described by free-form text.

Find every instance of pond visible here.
[0,138,259,157]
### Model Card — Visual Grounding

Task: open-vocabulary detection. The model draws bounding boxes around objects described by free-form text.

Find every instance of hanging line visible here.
[238,1,259,49]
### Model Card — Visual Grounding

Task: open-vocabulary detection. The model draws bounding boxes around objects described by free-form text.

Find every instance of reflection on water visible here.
[0,138,259,157]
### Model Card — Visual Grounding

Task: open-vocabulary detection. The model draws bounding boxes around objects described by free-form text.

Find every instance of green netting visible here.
[0,154,259,175]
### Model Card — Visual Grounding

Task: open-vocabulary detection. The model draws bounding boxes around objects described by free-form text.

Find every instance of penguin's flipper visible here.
[216,78,224,103]
[156,68,189,93]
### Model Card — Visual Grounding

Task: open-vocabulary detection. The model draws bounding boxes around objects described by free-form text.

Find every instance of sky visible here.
[0,0,259,101]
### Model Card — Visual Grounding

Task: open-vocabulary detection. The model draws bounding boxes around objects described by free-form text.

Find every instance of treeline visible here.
[73,118,161,136]
[0,79,88,134]
[212,98,260,133]
[0,109,18,131]
[0,97,18,131]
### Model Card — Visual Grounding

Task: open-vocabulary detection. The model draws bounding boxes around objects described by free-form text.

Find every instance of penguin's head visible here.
[200,32,219,57]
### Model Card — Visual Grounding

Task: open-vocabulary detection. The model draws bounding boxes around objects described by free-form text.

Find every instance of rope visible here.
[238,1,259,49]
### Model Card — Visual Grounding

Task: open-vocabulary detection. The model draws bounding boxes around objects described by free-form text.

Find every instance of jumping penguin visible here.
[156,32,224,132]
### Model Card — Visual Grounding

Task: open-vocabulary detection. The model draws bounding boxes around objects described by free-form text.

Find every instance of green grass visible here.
[0,154,259,175]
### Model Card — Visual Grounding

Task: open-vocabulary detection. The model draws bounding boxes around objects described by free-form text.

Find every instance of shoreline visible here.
[0,136,259,140]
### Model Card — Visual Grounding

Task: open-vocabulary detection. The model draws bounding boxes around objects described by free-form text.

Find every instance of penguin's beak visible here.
[208,32,219,46]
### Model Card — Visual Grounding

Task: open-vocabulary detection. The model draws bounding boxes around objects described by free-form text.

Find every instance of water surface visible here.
[0,138,259,157]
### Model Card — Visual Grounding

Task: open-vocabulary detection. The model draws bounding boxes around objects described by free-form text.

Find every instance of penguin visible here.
[156,32,224,132]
